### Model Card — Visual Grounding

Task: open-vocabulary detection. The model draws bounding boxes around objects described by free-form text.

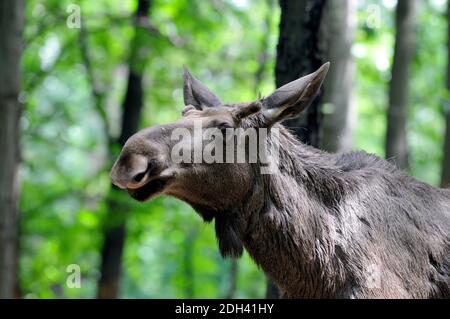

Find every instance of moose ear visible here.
[183,66,222,109]
[262,62,330,124]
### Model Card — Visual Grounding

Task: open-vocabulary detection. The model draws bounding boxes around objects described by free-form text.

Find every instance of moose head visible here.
[110,63,330,223]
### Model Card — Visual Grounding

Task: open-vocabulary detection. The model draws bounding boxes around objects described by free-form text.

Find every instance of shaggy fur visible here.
[214,119,450,298]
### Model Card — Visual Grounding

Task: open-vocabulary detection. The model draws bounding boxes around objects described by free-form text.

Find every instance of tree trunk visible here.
[276,0,328,147]
[443,111,450,188]
[0,0,24,299]
[385,0,417,170]
[265,280,280,299]
[254,0,276,94]
[269,0,328,298]
[97,0,152,299]
[321,0,356,153]
[442,1,450,189]
[225,260,238,299]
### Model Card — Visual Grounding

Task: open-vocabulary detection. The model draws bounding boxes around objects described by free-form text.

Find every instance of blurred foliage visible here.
[19,0,447,298]
[355,0,447,184]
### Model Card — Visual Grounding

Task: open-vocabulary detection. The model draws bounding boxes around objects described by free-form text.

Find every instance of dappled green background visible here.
[20,0,447,298]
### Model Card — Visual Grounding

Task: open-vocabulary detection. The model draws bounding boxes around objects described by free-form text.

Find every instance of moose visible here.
[110,63,450,298]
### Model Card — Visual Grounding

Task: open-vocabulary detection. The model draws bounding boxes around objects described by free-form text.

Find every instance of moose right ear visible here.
[262,62,330,125]
[183,67,222,110]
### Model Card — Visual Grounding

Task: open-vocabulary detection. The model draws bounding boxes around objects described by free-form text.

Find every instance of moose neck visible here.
[216,126,351,298]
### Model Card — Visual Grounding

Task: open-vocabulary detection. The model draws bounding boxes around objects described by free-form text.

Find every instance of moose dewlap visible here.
[110,63,450,299]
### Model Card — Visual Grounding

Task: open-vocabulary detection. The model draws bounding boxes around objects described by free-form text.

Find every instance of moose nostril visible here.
[133,171,147,184]
[131,159,157,184]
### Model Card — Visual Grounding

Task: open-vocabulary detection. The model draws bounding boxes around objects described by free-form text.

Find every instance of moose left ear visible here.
[183,67,222,109]
[262,62,330,124]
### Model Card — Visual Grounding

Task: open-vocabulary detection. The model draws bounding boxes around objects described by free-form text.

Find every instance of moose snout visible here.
[110,153,151,190]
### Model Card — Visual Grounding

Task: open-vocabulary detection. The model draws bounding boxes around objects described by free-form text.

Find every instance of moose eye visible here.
[217,123,232,135]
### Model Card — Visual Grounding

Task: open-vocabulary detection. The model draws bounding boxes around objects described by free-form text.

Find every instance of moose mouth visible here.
[127,177,170,202]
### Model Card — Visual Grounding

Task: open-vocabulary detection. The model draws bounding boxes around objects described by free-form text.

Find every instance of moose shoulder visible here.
[110,63,450,299]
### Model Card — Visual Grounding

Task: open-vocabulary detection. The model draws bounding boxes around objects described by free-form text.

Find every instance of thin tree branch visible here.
[77,24,112,147]
[254,0,275,94]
